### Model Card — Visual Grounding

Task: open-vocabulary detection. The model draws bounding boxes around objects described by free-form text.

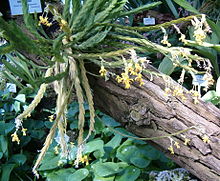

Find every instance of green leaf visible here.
[46,168,75,181]
[0,135,8,154]
[92,162,120,177]
[172,0,199,14]
[38,152,61,171]
[94,117,105,134]
[34,71,68,85]
[119,2,162,17]
[216,77,220,96]
[63,0,71,20]
[67,168,89,181]
[12,101,21,112]
[202,90,218,102]
[0,164,15,181]
[30,130,46,139]
[207,19,220,40]
[130,156,151,168]
[158,56,174,75]
[15,94,26,102]
[77,28,111,50]
[2,71,24,89]
[9,154,27,166]
[84,139,105,158]
[101,114,121,127]
[71,0,97,30]
[94,176,115,181]
[211,96,220,105]
[105,134,122,150]
[68,102,79,118]
[138,145,161,160]
[0,152,3,159]
[0,122,14,135]
[164,0,179,18]
[116,166,140,181]
[116,145,138,163]
[0,43,14,54]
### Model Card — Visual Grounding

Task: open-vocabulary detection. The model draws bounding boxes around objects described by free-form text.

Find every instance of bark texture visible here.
[89,65,220,181]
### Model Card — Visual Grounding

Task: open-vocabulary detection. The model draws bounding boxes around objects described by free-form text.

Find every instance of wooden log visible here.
[89,65,220,181]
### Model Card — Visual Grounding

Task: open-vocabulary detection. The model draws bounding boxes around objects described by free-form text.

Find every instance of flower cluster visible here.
[191,14,211,45]
[11,132,20,144]
[11,118,28,144]
[161,27,171,47]
[173,24,188,45]
[202,135,210,143]
[38,15,52,27]
[115,61,146,88]
[59,19,68,31]
[77,154,90,166]
[115,50,149,89]
[49,114,55,122]
[99,65,107,77]
[168,138,180,154]
[99,50,149,89]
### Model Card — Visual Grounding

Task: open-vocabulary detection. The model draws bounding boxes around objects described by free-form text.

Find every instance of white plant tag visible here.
[143,17,155,25]
[9,0,42,16]
[6,83,17,93]
[192,74,208,87]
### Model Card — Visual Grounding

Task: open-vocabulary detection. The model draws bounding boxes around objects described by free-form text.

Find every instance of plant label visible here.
[9,0,42,16]
[143,18,155,25]
[192,74,207,87]
[6,83,17,93]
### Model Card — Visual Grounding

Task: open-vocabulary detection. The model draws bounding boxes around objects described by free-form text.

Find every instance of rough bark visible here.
[89,65,220,181]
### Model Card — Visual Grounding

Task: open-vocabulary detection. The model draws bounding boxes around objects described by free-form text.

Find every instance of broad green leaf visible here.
[202,90,217,102]
[211,96,220,105]
[0,152,3,159]
[0,135,8,154]
[94,176,115,181]
[137,145,161,160]
[216,77,220,96]
[9,154,27,166]
[0,164,15,181]
[67,102,79,118]
[158,57,174,75]
[14,94,26,103]
[172,0,199,14]
[116,166,140,181]
[92,162,120,177]
[94,117,105,134]
[116,145,138,163]
[12,101,21,112]
[38,152,61,171]
[130,156,151,168]
[44,121,54,129]
[105,134,122,150]
[30,130,46,139]
[207,19,220,40]
[84,139,104,153]
[67,168,89,181]
[0,122,14,135]
[101,115,121,127]
[46,168,76,181]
